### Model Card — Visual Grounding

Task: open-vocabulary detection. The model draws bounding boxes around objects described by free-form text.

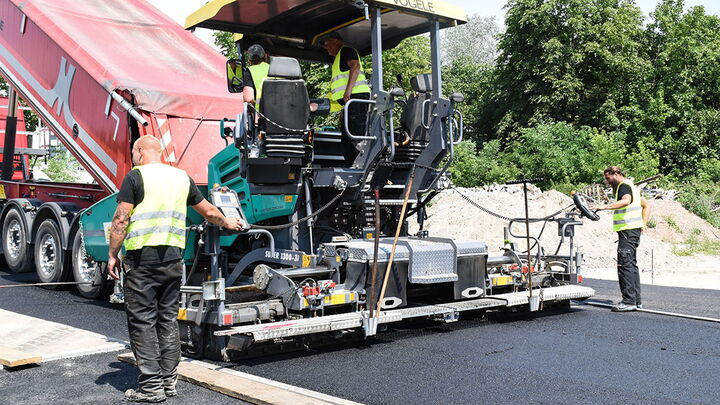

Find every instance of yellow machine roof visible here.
[186,0,467,62]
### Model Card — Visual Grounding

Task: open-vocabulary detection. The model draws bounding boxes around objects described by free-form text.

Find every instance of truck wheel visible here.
[2,208,34,273]
[71,230,111,299]
[34,219,68,287]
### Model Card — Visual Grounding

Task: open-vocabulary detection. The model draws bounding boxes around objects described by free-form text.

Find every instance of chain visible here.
[450,187,575,223]
[248,104,334,134]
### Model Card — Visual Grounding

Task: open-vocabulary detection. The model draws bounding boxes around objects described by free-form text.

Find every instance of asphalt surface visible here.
[1,267,719,405]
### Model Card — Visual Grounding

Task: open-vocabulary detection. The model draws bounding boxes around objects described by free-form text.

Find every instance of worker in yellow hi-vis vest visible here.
[247,44,270,105]
[320,32,371,161]
[592,166,651,312]
[107,136,246,403]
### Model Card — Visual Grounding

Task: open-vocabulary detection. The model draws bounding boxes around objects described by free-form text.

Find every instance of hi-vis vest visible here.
[124,163,189,251]
[227,64,243,89]
[248,62,270,101]
[613,180,644,232]
[330,47,370,101]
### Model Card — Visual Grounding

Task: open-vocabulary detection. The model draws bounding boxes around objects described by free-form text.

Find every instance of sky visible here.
[146,0,720,46]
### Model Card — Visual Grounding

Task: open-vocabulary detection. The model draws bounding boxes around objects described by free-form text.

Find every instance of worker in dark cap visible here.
[247,44,270,104]
[320,32,371,160]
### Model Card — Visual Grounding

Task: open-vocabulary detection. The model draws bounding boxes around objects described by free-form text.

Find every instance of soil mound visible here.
[409,185,720,286]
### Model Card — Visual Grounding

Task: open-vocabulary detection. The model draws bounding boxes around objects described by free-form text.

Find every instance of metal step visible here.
[215,285,595,342]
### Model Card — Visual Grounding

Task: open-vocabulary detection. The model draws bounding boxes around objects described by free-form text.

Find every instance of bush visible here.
[449,122,661,191]
[449,140,518,187]
[697,158,720,183]
[503,122,659,189]
[677,178,720,228]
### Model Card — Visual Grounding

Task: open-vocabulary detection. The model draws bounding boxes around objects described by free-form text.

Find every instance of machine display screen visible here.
[212,191,239,208]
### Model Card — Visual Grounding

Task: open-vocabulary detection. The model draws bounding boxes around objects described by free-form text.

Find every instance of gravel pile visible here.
[410,185,720,274]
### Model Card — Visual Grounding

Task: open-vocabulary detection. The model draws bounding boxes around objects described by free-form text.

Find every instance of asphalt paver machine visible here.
[84,0,596,359]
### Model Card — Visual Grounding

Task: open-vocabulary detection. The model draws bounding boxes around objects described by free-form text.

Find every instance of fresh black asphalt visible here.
[1,267,719,404]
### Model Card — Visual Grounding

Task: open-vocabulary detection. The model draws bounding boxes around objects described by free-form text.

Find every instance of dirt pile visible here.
[409,185,720,288]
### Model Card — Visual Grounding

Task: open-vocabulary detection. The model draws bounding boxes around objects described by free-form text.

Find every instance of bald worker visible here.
[108,136,246,402]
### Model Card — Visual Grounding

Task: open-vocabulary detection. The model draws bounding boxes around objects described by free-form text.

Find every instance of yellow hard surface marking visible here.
[302,255,312,267]
[284,195,293,203]
[0,185,5,199]
[178,309,187,321]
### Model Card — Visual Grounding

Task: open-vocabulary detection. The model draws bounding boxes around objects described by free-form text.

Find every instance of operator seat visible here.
[396,74,432,163]
[258,57,310,158]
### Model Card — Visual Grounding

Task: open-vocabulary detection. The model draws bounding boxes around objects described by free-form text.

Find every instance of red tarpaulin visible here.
[14,0,244,120]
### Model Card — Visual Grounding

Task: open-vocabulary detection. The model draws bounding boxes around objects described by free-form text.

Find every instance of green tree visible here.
[492,0,649,143]
[213,31,238,59]
[643,1,720,175]
[43,149,81,182]
[441,14,501,66]
[441,58,495,144]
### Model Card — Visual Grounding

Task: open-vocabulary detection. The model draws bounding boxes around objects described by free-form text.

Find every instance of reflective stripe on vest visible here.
[124,163,190,251]
[330,47,371,101]
[613,180,644,232]
[248,62,270,101]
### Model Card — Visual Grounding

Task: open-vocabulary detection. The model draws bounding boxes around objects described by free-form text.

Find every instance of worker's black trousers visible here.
[617,229,642,305]
[124,261,183,395]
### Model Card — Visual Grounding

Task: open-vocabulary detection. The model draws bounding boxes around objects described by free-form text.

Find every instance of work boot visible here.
[124,388,166,403]
[611,302,637,312]
[164,376,178,397]
[164,386,178,398]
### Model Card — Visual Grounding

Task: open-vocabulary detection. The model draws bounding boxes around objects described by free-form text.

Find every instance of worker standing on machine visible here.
[107,136,246,403]
[592,166,651,312]
[321,32,371,158]
[247,44,270,105]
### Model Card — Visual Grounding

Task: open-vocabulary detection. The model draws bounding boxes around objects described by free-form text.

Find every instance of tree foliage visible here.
[43,150,81,182]
[491,0,649,143]
[441,14,501,66]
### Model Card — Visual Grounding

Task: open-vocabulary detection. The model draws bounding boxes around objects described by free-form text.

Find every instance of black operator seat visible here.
[258,57,310,158]
[396,73,433,162]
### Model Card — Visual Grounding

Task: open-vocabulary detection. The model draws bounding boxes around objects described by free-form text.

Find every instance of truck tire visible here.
[71,230,111,299]
[2,208,34,273]
[34,219,68,287]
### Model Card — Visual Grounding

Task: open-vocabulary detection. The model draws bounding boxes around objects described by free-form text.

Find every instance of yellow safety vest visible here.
[124,163,190,251]
[248,62,270,101]
[613,180,644,232]
[227,64,244,90]
[328,92,342,112]
[330,47,370,101]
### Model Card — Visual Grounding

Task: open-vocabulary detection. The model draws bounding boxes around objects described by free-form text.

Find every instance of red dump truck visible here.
[0,0,241,296]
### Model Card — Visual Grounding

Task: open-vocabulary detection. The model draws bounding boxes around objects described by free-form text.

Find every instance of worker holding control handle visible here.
[107,135,245,402]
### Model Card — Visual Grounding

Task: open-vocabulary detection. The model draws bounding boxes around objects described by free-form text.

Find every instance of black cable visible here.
[249,189,346,231]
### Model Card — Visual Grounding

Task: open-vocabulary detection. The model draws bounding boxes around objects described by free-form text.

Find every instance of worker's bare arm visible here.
[344,59,361,103]
[243,86,255,104]
[107,202,133,280]
[640,196,651,227]
[192,199,246,230]
[592,194,632,211]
